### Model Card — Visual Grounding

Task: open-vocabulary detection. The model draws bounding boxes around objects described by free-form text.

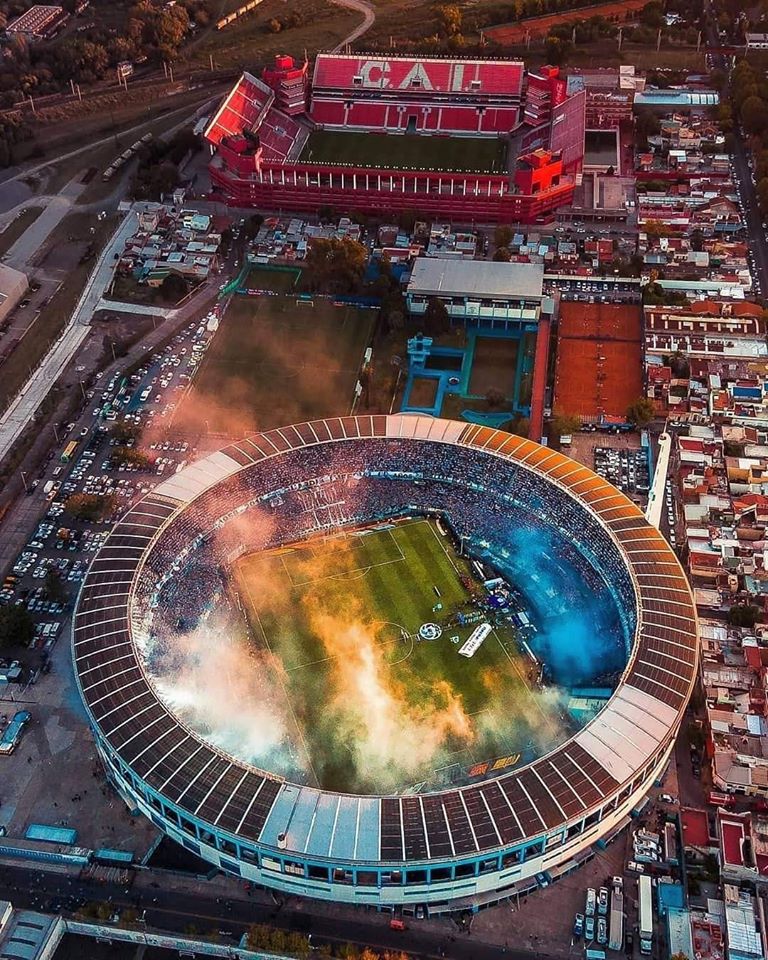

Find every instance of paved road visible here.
[0,861,531,960]
[0,209,141,463]
[330,0,376,51]
[704,2,768,290]
[3,182,87,271]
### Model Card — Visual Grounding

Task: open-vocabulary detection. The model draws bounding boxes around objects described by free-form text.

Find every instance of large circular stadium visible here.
[73,415,697,912]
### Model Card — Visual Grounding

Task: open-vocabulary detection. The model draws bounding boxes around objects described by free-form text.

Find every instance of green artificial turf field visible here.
[300,129,508,173]
[236,517,565,793]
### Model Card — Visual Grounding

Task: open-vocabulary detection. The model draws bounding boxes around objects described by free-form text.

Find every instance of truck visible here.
[608,888,624,952]
[638,874,653,955]
[708,791,735,809]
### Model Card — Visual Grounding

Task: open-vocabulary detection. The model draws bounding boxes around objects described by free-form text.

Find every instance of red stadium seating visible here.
[312,54,524,98]
[257,108,305,163]
[310,96,518,135]
[205,72,274,146]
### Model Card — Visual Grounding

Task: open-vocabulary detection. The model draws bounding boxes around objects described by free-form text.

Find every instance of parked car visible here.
[573,913,584,938]
[597,887,609,916]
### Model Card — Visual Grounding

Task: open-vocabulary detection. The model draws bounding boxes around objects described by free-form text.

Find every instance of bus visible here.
[60,440,78,463]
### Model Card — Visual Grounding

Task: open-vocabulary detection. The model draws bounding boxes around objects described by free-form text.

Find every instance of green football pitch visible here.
[235,517,566,793]
[300,129,508,173]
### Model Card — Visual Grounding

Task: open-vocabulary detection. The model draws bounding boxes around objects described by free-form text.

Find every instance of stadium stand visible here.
[257,108,306,163]
[312,54,524,97]
[74,415,696,911]
[205,72,274,146]
[309,54,524,135]
[205,56,585,221]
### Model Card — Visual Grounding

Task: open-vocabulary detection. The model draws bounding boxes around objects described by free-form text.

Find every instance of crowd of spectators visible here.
[134,439,638,654]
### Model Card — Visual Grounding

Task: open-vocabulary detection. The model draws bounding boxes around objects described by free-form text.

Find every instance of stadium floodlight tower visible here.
[73,415,697,914]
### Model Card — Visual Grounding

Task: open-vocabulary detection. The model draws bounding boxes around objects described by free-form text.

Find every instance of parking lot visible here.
[0,310,219,760]
[594,446,650,504]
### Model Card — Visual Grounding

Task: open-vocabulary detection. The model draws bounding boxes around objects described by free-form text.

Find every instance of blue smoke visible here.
[474,522,628,687]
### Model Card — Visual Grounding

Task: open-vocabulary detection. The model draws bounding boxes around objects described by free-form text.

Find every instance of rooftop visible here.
[408,258,545,301]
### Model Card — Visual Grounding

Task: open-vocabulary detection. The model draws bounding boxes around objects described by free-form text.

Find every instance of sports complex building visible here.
[73,415,697,913]
[204,53,586,223]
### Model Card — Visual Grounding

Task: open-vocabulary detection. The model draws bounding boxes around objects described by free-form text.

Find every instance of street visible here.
[0,860,533,960]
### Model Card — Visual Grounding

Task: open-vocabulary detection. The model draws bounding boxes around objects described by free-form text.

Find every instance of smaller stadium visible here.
[205,53,586,222]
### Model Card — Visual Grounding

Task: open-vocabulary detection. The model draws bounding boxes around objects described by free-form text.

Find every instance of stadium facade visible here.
[73,415,697,913]
[205,54,586,223]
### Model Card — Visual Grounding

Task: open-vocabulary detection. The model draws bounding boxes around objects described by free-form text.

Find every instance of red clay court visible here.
[554,301,643,422]
[485,0,648,43]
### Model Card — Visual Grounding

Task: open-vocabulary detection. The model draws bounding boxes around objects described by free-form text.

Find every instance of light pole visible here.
[79,380,87,401]
[20,470,28,493]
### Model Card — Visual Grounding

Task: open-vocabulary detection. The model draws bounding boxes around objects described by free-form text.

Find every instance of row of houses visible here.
[114,205,224,286]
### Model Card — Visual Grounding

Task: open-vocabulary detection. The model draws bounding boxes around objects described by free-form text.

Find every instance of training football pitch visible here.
[235,517,565,793]
[301,129,508,173]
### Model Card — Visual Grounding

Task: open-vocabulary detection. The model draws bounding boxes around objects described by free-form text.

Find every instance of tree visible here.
[485,387,506,409]
[437,4,462,35]
[644,219,666,239]
[243,214,264,240]
[0,606,34,650]
[757,178,768,213]
[544,34,571,65]
[626,397,656,427]
[640,1,664,27]
[494,225,513,248]
[551,411,581,436]
[44,568,66,604]
[493,246,512,262]
[111,447,152,469]
[110,422,140,444]
[667,350,690,378]
[727,604,761,628]
[423,297,450,335]
[742,95,768,137]
[160,273,188,304]
[635,107,661,148]
[304,237,367,293]
[64,493,116,522]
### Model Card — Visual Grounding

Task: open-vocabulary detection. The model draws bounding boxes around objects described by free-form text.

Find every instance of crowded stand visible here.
[136,438,637,650]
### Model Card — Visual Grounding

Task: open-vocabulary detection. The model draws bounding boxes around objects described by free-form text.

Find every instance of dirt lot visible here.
[485,0,649,43]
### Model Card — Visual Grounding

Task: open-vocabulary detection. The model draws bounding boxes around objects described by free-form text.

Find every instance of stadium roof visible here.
[635,90,719,108]
[73,415,697,867]
[407,259,544,301]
